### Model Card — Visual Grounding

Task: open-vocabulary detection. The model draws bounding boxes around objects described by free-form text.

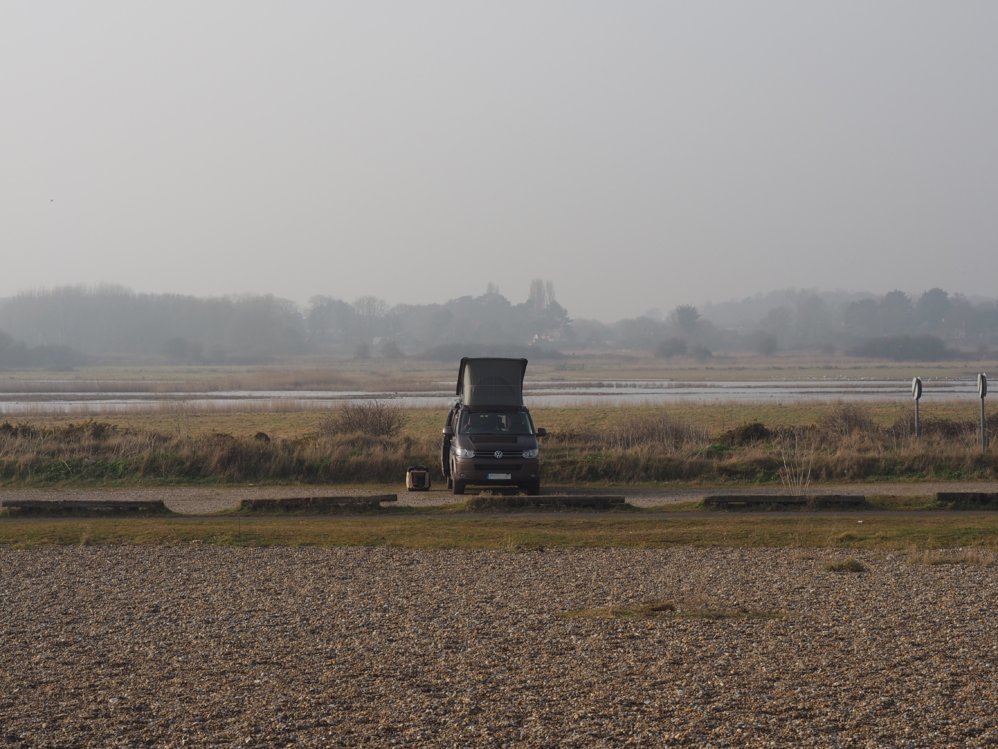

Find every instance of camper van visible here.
[440,357,545,495]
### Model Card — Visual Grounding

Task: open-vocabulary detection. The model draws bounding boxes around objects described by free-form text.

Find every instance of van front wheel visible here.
[452,480,466,496]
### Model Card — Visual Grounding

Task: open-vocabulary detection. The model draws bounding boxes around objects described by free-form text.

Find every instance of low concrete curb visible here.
[465,495,628,510]
[238,495,399,513]
[702,494,869,510]
[0,499,171,515]
[935,492,998,510]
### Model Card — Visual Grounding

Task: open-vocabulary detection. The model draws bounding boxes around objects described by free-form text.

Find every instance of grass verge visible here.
[1,511,995,550]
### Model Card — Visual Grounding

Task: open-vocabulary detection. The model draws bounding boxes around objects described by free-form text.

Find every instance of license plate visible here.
[487,472,512,480]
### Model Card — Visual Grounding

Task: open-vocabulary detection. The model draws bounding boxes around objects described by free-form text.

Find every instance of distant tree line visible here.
[2,284,996,368]
[636,288,998,361]
[306,279,569,358]
[0,285,307,364]
[754,287,998,358]
[0,330,83,370]
[0,282,571,365]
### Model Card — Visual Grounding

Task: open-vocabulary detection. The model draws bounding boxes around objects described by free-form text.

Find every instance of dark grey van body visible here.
[441,358,545,495]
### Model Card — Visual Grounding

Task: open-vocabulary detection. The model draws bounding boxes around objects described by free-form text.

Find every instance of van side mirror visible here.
[536,427,547,437]
[442,426,454,437]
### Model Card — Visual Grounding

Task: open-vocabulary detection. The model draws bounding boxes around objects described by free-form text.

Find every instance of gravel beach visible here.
[1,545,995,747]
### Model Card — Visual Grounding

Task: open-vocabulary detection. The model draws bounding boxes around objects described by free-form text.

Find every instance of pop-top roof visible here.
[455,357,528,407]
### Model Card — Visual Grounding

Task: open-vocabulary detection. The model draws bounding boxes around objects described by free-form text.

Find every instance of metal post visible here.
[981,399,987,453]
[978,373,988,454]
[912,377,922,438]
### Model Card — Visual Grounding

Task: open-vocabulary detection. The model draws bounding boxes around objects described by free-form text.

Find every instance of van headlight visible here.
[454,447,475,458]
[522,448,539,459]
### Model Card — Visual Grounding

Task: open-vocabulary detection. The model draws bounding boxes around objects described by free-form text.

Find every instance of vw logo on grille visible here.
[494,450,504,459]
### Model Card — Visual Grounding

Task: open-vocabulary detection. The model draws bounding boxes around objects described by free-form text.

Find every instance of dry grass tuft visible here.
[559,600,781,621]
[777,428,814,495]
[824,557,868,573]
[818,403,877,438]
[600,412,710,451]
[559,600,676,620]
[319,400,408,439]
[678,607,782,621]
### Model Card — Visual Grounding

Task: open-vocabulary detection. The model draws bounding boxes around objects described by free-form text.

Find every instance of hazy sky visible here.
[2,1,997,321]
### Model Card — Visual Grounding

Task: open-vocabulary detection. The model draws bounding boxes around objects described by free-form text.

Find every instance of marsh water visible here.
[0,378,982,415]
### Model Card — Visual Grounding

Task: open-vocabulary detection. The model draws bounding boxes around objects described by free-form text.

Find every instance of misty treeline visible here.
[0,330,83,370]
[637,289,998,361]
[0,282,569,366]
[1,284,996,368]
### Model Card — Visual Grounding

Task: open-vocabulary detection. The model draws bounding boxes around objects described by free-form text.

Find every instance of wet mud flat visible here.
[1,546,994,747]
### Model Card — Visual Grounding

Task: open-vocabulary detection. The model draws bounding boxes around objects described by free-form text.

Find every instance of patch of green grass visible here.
[1,511,996,550]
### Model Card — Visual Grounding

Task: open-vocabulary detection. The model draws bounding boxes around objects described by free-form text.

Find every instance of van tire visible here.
[452,480,466,496]
[440,439,450,478]
[525,481,541,496]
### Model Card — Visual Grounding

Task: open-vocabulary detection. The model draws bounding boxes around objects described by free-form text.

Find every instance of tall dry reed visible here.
[2,401,998,486]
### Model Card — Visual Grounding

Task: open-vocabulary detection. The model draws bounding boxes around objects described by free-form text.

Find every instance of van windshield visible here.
[459,410,533,435]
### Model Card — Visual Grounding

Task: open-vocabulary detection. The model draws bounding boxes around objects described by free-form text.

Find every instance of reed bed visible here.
[2,401,998,486]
